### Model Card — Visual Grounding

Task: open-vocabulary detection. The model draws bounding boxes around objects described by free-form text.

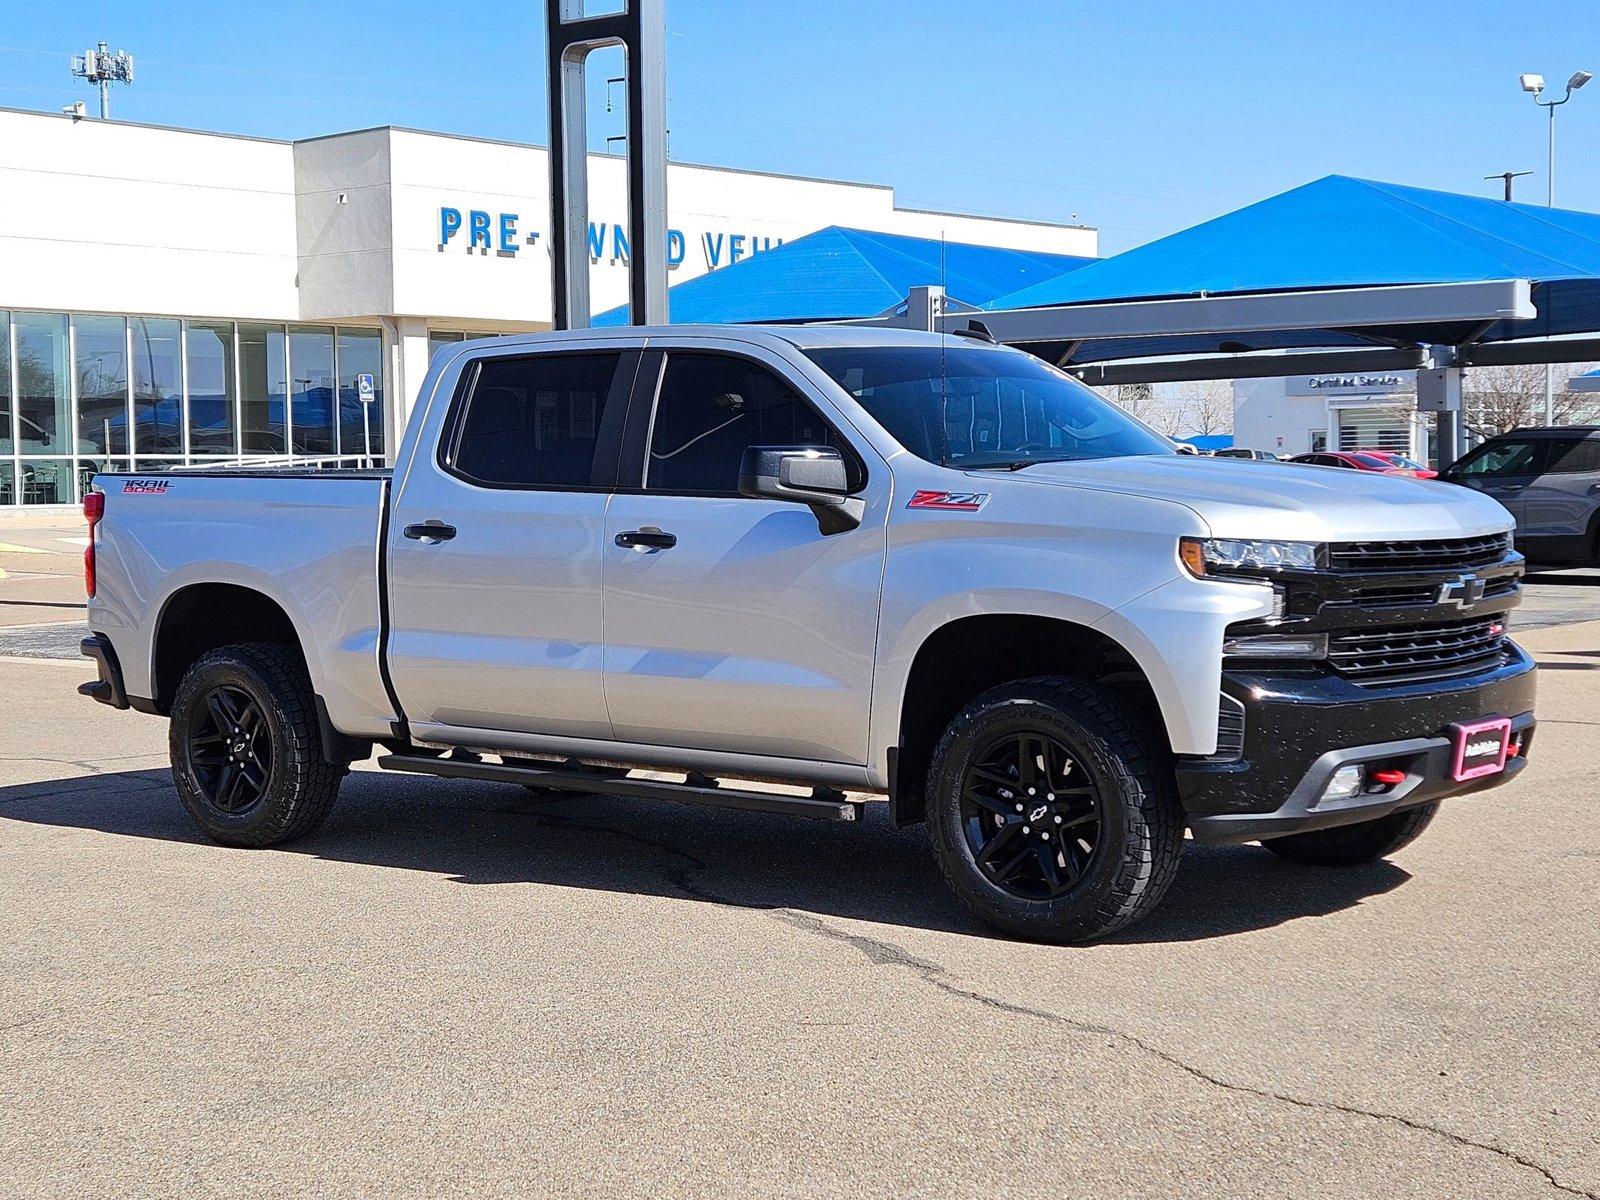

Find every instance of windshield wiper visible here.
[962,459,1040,471]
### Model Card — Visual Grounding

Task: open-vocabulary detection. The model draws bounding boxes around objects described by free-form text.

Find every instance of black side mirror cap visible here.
[739,445,864,534]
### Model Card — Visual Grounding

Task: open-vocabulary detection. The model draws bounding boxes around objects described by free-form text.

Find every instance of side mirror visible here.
[739,445,864,534]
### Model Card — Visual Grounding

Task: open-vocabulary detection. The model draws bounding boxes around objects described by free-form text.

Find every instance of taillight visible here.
[83,491,104,598]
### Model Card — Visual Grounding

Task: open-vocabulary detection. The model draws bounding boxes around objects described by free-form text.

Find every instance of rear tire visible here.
[1262,801,1439,867]
[925,677,1183,944]
[169,643,345,847]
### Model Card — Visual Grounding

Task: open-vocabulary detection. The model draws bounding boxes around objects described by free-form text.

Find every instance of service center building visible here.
[0,107,1095,507]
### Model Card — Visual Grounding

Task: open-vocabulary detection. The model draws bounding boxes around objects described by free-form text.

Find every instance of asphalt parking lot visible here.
[2,513,1598,1198]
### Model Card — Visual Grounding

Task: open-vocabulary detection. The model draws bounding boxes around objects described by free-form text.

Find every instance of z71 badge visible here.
[907,490,988,511]
[122,479,171,495]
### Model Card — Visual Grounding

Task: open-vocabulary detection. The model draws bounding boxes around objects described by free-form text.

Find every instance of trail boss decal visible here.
[121,479,171,495]
[907,490,989,511]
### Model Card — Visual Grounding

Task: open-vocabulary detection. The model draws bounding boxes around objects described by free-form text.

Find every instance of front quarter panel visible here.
[869,467,1275,776]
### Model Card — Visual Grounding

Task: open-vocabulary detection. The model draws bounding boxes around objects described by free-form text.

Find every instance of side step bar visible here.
[376,753,861,822]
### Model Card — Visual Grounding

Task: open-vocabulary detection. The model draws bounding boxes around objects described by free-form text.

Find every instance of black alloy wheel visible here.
[185,684,273,816]
[960,732,1102,900]
[925,677,1182,944]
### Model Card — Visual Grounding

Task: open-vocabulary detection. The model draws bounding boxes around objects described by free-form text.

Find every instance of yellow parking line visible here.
[0,541,48,554]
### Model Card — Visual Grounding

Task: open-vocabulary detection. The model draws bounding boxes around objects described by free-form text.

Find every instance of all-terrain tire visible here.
[925,677,1183,944]
[169,643,345,847]
[1262,801,1440,867]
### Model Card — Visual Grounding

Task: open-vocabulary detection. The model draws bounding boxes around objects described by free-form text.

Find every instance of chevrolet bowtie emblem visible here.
[1438,573,1487,607]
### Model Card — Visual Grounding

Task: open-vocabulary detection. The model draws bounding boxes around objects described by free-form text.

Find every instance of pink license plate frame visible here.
[1450,716,1513,781]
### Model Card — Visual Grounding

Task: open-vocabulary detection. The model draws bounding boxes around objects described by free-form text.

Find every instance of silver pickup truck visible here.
[79,325,1536,942]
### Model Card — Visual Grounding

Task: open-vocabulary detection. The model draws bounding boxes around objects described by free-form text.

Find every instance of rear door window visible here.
[447,352,625,489]
[1542,437,1600,474]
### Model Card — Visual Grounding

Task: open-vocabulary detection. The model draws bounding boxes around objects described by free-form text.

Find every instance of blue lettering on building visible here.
[439,205,780,270]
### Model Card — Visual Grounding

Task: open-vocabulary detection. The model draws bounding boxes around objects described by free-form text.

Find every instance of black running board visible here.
[376,753,860,822]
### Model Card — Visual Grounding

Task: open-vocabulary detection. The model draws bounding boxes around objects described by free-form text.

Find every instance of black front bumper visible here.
[1178,641,1537,845]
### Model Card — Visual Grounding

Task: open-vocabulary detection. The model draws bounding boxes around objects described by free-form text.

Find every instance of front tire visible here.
[926,678,1183,944]
[169,643,345,847]
[1262,802,1439,867]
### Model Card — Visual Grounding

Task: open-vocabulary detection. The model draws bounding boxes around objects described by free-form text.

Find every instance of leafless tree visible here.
[1465,362,1600,434]
[1171,379,1234,436]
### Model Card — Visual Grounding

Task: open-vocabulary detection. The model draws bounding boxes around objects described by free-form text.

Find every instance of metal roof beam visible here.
[1065,347,1428,386]
[1461,337,1600,367]
[945,279,1535,345]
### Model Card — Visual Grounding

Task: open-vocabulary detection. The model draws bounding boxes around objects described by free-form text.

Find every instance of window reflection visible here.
[133,317,183,455]
[75,315,129,455]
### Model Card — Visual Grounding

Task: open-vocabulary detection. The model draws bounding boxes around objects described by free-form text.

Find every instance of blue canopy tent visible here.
[593,225,1093,326]
[969,175,1600,374]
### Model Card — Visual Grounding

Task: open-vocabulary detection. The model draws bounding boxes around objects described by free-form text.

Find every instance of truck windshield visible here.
[803,344,1174,468]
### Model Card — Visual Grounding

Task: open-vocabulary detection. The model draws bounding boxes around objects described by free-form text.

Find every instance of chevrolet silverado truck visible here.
[79,326,1536,943]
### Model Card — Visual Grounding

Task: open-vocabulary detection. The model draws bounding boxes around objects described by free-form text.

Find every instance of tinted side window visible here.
[451,353,620,488]
[646,353,856,494]
[1454,439,1542,479]
[1543,437,1600,474]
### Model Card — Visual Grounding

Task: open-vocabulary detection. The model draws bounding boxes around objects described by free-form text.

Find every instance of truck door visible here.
[385,348,637,744]
[601,346,889,765]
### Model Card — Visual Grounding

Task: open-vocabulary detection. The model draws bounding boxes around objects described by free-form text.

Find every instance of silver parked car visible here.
[1441,427,1600,566]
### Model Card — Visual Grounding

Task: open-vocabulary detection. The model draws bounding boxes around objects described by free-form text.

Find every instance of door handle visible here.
[615,528,677,551]
[403,521,457,542]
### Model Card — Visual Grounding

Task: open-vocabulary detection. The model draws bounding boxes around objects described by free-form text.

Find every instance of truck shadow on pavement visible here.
[0,766,1410,945]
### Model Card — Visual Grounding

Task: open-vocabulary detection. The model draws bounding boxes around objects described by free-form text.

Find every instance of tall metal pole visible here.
[1545,99,1555,422]
[545,0,669,330]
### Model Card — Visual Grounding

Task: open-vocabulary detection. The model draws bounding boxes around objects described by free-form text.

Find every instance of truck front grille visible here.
[1324,576,1521,610]
[1327,533,1512,572]
[1327,616,1509,685]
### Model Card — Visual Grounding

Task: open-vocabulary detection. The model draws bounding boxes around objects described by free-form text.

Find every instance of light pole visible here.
[1521,69,1593,423]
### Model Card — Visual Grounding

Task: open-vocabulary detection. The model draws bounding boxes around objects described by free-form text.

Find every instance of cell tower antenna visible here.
[70,41,135,119]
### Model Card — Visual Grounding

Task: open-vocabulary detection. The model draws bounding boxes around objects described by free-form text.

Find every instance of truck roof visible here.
[474,324,989,353]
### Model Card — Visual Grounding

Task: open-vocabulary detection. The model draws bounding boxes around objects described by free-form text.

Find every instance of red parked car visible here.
[1288,450,1428,477]
[1357,450,1438,479]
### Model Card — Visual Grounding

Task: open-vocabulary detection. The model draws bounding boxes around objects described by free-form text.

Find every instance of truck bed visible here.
[88,470,399,740]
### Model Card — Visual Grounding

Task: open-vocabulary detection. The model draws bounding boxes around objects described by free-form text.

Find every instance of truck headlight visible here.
[1222,632,1329,660]
[1180,537,1321,577]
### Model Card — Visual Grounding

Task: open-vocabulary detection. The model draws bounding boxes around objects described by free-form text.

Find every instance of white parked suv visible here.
[79,326,1536,942]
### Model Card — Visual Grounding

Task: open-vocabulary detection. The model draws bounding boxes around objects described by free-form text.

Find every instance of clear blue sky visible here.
[3,0,1597,252]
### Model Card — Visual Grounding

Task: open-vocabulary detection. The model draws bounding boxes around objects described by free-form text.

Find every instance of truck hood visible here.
[984,455,1513,541]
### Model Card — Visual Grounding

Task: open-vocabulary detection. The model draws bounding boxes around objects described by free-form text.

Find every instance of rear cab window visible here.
[444,352,629,489]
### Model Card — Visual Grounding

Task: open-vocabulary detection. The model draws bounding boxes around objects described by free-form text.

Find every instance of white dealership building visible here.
[0,107,1095,506]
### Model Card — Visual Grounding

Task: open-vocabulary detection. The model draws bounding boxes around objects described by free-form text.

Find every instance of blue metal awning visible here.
[594,225,1093,326]
[978,175,1600,365]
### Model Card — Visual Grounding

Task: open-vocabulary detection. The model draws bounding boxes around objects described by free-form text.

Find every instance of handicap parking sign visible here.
[357,372,375,404]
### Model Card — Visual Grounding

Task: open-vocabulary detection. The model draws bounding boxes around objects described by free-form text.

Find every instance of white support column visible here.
[381,317,432,462]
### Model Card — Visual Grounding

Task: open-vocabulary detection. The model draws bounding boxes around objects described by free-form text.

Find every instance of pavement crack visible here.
[661,853,1594,1199]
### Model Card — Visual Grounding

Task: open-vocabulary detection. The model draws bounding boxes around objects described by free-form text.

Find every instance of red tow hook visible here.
[1370,768,1407,787]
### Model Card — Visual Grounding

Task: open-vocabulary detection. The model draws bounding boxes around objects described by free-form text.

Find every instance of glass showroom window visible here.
[337,328,383,461]
[186,320,237,456]
[74,315,130,457]
[133,317,184,457]
[15,312,69,456]
[239,323,287,455]
[289,326,336,455]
